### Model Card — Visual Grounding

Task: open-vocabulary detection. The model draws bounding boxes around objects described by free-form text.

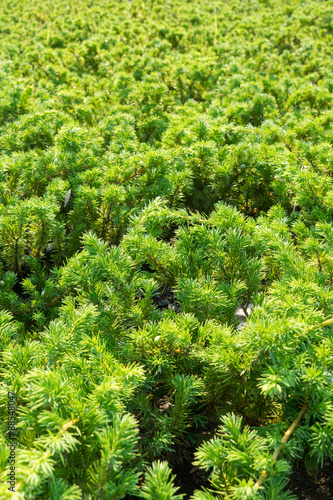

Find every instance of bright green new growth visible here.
[1,0,333,498]
[139,461,184,500]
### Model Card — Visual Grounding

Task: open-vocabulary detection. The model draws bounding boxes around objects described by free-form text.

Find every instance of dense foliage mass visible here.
[1,0,333,498]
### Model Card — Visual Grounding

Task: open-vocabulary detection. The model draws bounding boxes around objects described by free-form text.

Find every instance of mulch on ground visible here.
[287,460,333,500]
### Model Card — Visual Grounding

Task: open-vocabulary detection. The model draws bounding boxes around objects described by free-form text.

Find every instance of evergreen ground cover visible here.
[1,0,333,498]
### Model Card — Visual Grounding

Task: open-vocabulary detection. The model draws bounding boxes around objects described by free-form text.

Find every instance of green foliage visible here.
[193,414,295,500]
[1,0,333,498]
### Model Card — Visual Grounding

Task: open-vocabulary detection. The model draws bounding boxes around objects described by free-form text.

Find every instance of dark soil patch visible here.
[152,284,180,313]
[138,264,181,313]
[287,460,333,499]
[171,459,210,498]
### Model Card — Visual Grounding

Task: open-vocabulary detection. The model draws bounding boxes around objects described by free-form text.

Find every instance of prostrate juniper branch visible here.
[1,0,333,498]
